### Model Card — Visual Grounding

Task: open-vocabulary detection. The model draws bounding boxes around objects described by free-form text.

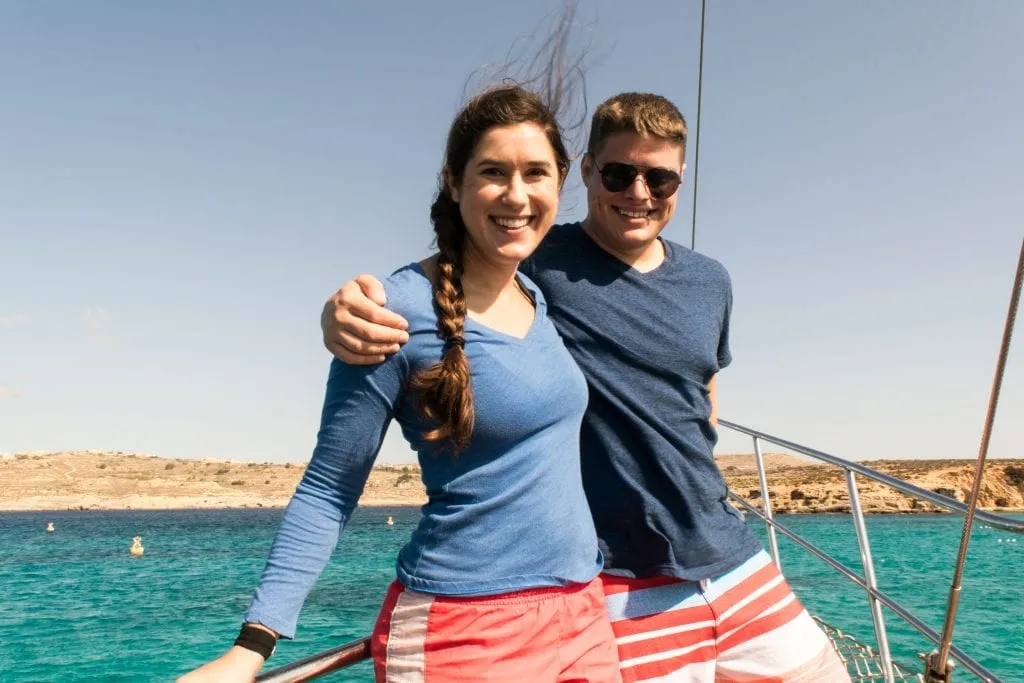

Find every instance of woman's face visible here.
[451,122,561,270]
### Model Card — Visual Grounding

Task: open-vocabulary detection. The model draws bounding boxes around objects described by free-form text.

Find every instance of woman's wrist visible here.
[234,622,278,660]
[228,645,268,665]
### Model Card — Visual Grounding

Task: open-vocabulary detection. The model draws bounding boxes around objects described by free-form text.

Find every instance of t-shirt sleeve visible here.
[717,275,733,370]
[242,354,407,639]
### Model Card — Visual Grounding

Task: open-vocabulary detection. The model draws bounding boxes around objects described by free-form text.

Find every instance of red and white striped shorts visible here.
[371,577,622,682]
[602,552,850,682]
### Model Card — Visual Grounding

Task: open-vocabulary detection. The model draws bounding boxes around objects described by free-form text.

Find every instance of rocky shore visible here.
[1,450,1022,513]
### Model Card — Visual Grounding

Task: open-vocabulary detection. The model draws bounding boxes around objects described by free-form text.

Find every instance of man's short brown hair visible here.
[586,92,688,157]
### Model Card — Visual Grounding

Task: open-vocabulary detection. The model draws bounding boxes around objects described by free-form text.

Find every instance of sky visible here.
[1,1,1021,465]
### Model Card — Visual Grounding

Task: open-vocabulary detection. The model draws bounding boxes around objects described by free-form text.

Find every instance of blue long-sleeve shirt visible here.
[244,264,601,638]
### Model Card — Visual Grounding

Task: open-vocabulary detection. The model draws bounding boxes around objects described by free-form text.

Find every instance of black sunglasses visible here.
[597,162,682,199]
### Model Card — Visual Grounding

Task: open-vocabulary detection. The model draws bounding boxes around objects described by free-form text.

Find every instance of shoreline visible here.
[3,450,1023,515]
[0,497,422,512]
[4,504,1023,515]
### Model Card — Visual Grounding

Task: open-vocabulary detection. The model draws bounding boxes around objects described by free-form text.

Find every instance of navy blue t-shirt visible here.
[520,223,762,580]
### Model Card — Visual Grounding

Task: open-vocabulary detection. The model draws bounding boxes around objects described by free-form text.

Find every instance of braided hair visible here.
[410,86,570,453]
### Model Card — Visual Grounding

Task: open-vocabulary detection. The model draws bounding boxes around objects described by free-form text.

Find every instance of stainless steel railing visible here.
[720,421,1024,536]
[255,637,369,682]
[719,419,1023,683]
[254,422,1023,682]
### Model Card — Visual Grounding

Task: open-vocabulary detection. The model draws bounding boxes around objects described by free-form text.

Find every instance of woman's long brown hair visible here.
[411,3,585,453]
[410,86,571,453]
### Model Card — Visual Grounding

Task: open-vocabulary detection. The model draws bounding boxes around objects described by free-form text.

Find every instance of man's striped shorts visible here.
[602,551,851,682]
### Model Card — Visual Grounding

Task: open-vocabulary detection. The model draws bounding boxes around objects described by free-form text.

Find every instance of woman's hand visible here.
[175,646,266,683]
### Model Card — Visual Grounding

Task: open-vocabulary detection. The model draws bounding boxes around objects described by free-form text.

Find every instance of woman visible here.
[177,82,621,683]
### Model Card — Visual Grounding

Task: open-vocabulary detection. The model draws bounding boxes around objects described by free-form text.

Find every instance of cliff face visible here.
[1,451,1022,513]
[718,455,1024,514]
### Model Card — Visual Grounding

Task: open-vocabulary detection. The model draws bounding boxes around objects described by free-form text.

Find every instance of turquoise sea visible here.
[1,508,1021,682]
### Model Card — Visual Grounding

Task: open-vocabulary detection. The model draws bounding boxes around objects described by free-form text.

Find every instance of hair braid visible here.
[407,17,582,452]
[410,193,475,452]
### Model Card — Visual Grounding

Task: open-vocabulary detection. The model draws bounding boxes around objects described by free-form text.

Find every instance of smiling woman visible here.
[175,5,624,683]
[412,90,571,452]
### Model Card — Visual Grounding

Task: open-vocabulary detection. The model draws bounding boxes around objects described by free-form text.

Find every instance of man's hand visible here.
[320,274,410,365]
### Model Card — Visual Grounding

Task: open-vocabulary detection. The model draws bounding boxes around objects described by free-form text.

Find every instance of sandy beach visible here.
[1,450,1022,513]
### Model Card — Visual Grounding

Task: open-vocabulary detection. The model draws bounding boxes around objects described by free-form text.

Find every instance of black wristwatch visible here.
[234,623,278,660]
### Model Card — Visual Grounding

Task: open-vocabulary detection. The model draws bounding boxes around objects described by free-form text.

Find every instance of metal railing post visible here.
[718,420,1024,535]
[728,492,1000,681]
[752,435,781,569]
[845,469,895,683]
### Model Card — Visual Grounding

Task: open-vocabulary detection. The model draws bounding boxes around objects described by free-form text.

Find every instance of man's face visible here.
[581,131,685,256]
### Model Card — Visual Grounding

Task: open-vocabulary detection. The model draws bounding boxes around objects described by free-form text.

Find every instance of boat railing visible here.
[254,421,1023,683]
[255,637,369,683]
[718,419,1023,683]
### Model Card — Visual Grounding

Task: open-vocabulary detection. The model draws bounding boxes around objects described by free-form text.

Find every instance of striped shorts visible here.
[371,577,622,682]
[602,552,851,682]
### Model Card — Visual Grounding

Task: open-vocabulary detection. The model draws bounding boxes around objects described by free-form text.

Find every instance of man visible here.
[322,93,849,682]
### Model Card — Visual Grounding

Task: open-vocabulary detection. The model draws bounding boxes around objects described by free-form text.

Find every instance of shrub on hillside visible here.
[1004,465,1024,489]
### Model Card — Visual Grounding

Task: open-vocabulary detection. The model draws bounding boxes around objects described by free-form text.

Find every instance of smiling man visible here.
[320,93,849,682]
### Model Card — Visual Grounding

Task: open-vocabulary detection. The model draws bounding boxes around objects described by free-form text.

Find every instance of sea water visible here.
[1,508,1021,682]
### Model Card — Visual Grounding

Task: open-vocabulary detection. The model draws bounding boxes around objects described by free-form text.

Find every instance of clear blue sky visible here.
[1,1,1021,464]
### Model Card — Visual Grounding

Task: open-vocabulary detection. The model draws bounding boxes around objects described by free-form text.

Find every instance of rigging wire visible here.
[689,0,707,251]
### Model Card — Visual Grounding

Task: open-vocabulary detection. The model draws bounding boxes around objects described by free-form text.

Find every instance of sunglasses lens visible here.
[645,169,681,199]
[600,162,681,199]
[599,163,638,193]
